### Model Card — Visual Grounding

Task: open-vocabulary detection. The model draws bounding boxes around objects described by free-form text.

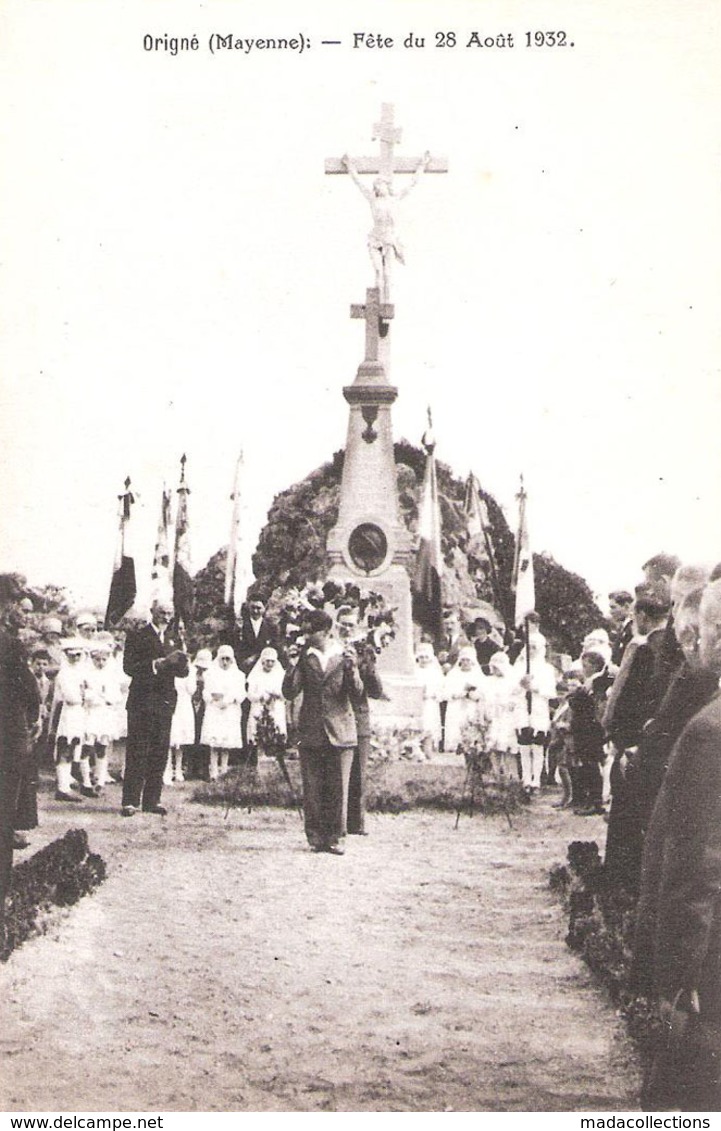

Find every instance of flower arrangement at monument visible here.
[277,579,396,670]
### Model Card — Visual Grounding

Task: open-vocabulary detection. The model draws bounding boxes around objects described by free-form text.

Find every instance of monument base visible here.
[369,673,424,733]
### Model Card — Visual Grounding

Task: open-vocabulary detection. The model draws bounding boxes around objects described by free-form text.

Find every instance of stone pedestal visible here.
[326,289,423,730]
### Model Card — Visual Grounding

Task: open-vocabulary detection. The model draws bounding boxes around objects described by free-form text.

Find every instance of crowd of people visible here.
[2,550,721,1108]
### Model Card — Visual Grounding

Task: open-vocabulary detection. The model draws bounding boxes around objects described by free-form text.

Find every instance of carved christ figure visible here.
[342,150,431,301]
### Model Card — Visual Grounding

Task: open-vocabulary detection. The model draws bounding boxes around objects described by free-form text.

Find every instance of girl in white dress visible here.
[201,645,246,779]
[485,650,519,779]
[415,642,444,757]
[512,632,558,792]
[53,639,89,801]
[443,646,487,753]
[83,638,123,789]
[164,668,197,784]
[246,647,287,758]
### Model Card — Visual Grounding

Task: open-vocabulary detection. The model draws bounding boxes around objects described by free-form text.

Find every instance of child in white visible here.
[246,647,287,758]
[443,646,487,753]
[164,667,197,784]
[53,639,88,801]
[201,645,246,779]
[83,638,123,789]
[485,650,519,779]
[512,632,558,791]
[415,642,444,757]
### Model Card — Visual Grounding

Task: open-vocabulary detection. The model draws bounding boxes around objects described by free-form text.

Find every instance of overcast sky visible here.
[1,0,719,615]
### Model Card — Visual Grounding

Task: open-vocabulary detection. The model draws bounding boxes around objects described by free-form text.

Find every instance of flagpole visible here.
[513,473,534,727]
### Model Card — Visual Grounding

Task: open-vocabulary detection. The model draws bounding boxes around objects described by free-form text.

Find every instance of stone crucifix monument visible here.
[325,104,448,727]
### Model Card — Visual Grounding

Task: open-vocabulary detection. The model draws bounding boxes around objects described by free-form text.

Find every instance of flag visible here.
[150,484,173,595]
[464,472,511,630]
[224,451,254,617]
[512,476,535,626]
[105,478,137,627]
[412,411,443,642]
[173,454,194,628]
[463,473,491,562]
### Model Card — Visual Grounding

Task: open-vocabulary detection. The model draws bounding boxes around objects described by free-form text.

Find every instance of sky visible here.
[1,0,719,615]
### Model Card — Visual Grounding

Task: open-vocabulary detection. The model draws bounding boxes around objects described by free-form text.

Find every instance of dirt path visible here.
[0,789,640,1112]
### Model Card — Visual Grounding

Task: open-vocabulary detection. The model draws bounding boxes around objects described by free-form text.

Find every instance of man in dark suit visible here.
[335,605,383,837]
[223,593,279,761]
[633,579,721,1111]
[121,598,189,817]
[608,589,634,666]
[0,616,40,936]
[603,585,670,888]
[283,609,363,855]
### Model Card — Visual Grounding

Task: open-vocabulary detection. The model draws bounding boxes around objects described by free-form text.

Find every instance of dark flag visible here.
[412,410,443,642]
[105,478,137,628]
[173,454,194,630]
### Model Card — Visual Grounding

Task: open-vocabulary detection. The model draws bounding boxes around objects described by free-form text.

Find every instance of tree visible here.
[193,444,603,658]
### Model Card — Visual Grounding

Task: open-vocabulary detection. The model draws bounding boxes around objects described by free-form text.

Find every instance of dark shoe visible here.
[326,843,346,856]
[347,828,368,836]
[80,785,98,798]
[13,832,30,849]
[55,790,82,803]
[145,805,167,816]
[121,805,136,817]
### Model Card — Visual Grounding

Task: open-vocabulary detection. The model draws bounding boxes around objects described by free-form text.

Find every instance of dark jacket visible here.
[604,629,666,751]
[635,663,719,821]
[124,623,189,715]
[283,649,363,749]
[352,653,384,739]
[1,630,40,908]
[222,613,279,676]
[638,693,721,1020]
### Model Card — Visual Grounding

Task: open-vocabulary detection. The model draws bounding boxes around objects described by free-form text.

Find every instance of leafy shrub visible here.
[2,829,106,962]
[550,839,661,1058]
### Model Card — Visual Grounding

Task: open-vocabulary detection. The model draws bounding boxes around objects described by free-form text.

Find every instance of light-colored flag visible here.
[150,483,173,598]
[512,476,535,627]
[225,451,254,617]
[463,472,491,562]
[173,454,194,628]
[411,409,443,642]
[104,477,137,627]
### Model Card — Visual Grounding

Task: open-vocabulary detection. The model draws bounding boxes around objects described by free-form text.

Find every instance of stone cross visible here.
[325,102,448,179]
[351,288,394,364]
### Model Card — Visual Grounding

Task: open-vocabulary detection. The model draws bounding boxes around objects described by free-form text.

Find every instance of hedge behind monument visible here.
[1,829,106,962]
[193,443,603,656]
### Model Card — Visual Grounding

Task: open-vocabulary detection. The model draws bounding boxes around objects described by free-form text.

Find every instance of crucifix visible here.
[326,102,448,301]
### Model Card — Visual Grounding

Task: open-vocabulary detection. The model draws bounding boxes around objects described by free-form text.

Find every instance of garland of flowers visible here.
[276,580,396,670]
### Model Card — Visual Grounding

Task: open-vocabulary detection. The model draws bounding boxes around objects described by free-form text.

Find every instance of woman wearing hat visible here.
[201,645,246,780]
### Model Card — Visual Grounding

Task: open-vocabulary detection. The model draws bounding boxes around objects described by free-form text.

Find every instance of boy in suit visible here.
[282,610,363,854]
